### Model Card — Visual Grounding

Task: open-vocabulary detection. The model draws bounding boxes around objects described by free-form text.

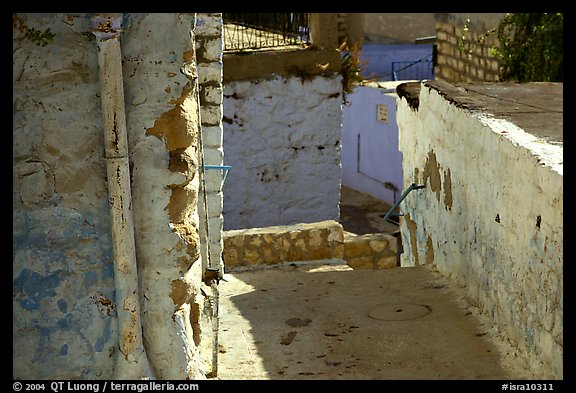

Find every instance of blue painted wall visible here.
[359,43,434,81]
[341,83,405,206]
[13,13,117,379]
[13,203,117,379]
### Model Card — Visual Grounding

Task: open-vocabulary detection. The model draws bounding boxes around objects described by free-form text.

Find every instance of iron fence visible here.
[391,58,435,81]
[223,13,311,51]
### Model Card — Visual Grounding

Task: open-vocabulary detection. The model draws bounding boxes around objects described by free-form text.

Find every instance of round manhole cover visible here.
[368,303,432,321]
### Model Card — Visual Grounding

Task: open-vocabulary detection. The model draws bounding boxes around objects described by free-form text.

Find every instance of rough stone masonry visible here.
[223,220,398,271]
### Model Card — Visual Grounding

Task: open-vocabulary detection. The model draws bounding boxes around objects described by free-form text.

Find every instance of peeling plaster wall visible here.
[396,83,563,378]
[13,13,117,379]
[13,13,217,380]
[122,13,206,380]
[222,74,343,230]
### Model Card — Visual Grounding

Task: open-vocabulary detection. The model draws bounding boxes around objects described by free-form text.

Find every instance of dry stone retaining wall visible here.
[223,220,398,270]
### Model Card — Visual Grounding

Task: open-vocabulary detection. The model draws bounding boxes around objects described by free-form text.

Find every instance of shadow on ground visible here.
[215,262,535,380]
[339,186,399,235]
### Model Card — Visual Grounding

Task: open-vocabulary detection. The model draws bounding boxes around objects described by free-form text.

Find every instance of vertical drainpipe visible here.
[194,35,221,378]
[91,13,155,380]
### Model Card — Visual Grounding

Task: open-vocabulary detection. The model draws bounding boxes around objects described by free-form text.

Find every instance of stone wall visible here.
[344,232,398,270]
[435,21,501,82]
[223,220,397,270]
[223,221,344,268]
[196,13,225,276]
[13,12,222,380]
[221,14,343,231]
[396,81,563,378]
[222,74,343,230]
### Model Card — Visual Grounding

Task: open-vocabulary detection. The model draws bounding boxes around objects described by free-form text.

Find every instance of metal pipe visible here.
[191,18,222,376]
[203,268,220,379]
[203,165,232,185]
[383,182,425,223]
[92,13,155,380]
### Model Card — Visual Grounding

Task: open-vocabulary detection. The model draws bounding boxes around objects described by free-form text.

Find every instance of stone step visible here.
[223,220,398,270]
[343,231,398,269]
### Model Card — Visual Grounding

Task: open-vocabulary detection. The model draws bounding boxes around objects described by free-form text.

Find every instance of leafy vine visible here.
[13,14,56,47]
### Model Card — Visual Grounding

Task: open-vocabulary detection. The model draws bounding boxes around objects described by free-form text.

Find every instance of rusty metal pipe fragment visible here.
[91,13,155,380]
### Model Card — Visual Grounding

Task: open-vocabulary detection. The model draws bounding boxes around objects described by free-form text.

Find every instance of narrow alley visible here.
[210,188,537,380]
[213,261,535,380]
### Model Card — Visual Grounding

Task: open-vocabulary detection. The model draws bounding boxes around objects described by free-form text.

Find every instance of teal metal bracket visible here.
[203,165,232,186]
[383,182,425,222]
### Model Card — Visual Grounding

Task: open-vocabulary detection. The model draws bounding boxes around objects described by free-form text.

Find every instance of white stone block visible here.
[201,105,222,126]
[202,125,223,147]
[200,38,223,62]
[208,242,223,265]
[198,63,222,85]
[208,216,223,235]
[206,192,223,218]
[202,85,223,106]
[202,147,223,165]
[205,172,225,193]
[195,14,223,36]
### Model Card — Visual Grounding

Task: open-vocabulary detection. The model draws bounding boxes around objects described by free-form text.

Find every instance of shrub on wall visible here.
[495,13,563,82]
[340,39,368,104]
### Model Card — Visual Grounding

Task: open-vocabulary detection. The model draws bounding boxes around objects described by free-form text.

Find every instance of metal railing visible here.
[391,58,435,81]
[382,183,425,223]
[223,13,311,51]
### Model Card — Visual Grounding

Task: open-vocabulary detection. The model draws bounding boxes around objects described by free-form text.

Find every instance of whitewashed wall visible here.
[396,83,563,379]
[222,74,343,230]
[195,13,225,276]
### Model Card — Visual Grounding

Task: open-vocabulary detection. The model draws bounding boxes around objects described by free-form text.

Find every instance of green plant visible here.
[457,17,498,59]
[13,14,55,47]
[457,18,471,56]
[494,13,563,82]
[339,39,368,104]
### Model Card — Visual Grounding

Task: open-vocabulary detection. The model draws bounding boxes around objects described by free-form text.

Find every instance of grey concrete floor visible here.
[208,187,537,380]
[211,261,536,380]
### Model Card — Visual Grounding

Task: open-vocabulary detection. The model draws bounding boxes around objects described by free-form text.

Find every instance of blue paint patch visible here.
[14,269,67,310]
[101,262,114,280]
[32,327,51,363]
[94,337,104,353]
[122,13,131,31]
[57,299,68,313]
[59,344,68,356]
[20,298,40,311]
[83,271,98,288]
[94,317,112,352]
[57,314,74,330]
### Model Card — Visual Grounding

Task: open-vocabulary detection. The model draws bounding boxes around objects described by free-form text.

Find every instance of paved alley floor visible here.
[339,186,399,236]
[211,261,537,380]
